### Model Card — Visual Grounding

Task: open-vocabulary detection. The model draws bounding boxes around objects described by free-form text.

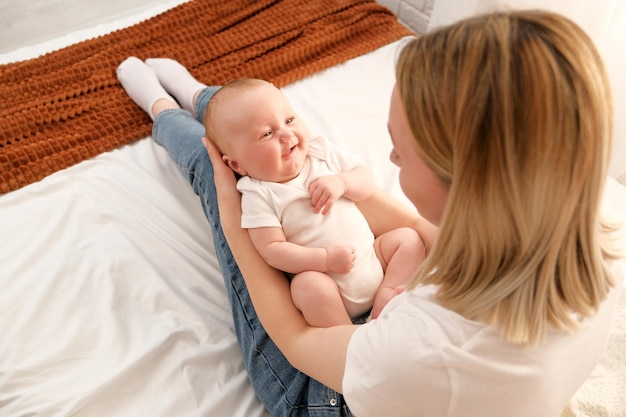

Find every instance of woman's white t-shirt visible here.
[343,260,625,417]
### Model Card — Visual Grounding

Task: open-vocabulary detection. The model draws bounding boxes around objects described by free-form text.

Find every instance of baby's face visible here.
[215,82,311,183]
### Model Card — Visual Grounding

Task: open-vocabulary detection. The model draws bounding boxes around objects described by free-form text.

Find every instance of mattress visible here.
[1,1,625,416]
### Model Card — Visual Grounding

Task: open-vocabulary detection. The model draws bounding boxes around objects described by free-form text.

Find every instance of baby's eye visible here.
[263,130,272,138]
[286,117,294,124]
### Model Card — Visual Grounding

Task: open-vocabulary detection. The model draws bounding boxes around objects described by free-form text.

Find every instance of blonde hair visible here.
[397,10,621,345]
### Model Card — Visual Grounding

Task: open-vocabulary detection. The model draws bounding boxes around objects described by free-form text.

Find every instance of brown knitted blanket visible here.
[0,0,411,193]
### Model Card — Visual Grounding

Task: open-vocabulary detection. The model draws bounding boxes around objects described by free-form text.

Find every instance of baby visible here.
[205,78,425,326]
[116,57,425,326]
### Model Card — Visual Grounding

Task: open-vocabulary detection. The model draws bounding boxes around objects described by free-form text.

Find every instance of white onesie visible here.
[237,136,383,318]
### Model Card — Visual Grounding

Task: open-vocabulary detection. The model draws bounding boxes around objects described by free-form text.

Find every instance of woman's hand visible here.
[203,136,237,197]
[203,137,242,229]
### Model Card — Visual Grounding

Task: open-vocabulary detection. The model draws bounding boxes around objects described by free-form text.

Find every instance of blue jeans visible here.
[151,87,354,417]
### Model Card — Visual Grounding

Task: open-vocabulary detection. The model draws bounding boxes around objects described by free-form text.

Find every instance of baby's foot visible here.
[116,57,176,120]
[371,285,404,320]
[145,58,207,115]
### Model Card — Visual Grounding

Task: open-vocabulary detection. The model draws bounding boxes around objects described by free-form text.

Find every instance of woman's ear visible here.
[222,155,246,176]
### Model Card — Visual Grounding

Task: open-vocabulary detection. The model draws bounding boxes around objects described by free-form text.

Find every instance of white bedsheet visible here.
[1,2,625,417]
[0,3,403,415]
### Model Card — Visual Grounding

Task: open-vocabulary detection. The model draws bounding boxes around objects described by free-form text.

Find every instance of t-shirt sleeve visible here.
[237,177,281,229]
[309,136,364,173]
[342,294,451,417]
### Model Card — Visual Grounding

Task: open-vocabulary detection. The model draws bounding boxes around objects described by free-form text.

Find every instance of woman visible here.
[118,9,624,417]
[207,9,624,417]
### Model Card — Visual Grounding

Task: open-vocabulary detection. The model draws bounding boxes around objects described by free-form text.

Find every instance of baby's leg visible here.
[146,58,207,117]
[116,57,178,120]
[372,227,425,319]
[290,271,352,327]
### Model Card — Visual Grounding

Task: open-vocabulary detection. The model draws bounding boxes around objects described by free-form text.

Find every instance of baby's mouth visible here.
[284,144,296,156]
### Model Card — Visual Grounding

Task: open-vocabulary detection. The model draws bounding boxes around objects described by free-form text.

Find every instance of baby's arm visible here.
[309,165,374,215]
[248,226,355,274]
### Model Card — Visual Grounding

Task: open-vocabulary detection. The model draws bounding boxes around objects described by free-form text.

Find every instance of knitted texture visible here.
[0,0,412,193]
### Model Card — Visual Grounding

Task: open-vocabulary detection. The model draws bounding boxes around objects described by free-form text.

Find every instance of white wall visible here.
[0,0,434,53]
[376,0,435,34]
[426,0,626,184]
[379,0,625,183]
[0,0,172,53]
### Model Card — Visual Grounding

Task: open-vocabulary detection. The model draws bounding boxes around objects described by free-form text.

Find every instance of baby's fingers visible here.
[320,198,334,215]
[309,186,333,214]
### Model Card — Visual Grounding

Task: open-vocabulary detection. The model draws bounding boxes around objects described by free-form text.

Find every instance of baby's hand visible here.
[325,245,356,274]
[309,175,346,215]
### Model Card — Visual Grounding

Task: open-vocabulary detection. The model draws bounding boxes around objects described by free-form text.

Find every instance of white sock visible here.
[145,58,207,115]
[116,56,176,120]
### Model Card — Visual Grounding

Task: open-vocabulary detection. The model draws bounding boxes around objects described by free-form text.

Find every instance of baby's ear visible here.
[222,155,246,176]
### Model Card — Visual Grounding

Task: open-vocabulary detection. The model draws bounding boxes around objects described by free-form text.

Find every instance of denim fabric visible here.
[151,87,353,417]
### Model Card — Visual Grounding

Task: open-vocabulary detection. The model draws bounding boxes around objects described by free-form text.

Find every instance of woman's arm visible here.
[204,138,438,393]
[356,187,438,254]
[204,138,356,393]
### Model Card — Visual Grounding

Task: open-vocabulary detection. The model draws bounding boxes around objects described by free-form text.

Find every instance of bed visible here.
[0,1,625,416]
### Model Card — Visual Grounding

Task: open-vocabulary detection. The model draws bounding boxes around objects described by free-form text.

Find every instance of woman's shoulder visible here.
[351,279,623,354]
[343,282,623,417]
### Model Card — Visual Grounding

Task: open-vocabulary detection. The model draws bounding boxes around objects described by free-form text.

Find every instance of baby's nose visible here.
[279,130,293,142]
